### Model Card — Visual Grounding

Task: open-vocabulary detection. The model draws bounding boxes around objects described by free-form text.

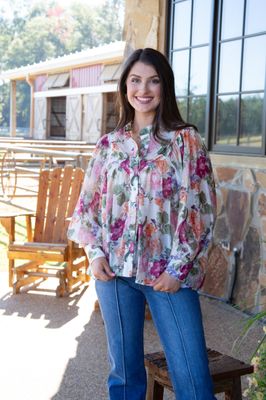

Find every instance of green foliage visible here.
[68,3,98,50]
[16,81,30,128]
[234,311,266,399]
[0,83,10,127]
[1,0,124,68]
[244,331,266,399]
[0,0,124,130]
[94,0,123,45]
[188,97,206,135]
[216,95,263,145]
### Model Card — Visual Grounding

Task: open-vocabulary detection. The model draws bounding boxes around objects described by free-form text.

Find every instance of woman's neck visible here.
[132,113,155,134]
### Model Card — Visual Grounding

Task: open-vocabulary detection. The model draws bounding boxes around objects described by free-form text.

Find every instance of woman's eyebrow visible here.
[128,73,159,78]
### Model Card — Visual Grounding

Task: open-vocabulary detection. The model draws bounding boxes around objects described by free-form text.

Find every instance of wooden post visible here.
[10,80,17,137]
[158,0,168,54]
[26,75,34,138]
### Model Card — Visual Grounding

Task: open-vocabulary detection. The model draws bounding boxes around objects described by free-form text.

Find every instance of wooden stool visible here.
[144,349,254,400]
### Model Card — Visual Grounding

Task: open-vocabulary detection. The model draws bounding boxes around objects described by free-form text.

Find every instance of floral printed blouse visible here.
[67,124,216,290]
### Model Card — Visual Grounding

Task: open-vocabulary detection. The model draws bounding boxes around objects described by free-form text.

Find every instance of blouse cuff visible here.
[165,267,180,280]
[84,245,105,264]
[166,260,194,283]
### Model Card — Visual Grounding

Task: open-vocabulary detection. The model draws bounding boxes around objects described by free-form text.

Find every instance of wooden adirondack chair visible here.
[7,165,88,296]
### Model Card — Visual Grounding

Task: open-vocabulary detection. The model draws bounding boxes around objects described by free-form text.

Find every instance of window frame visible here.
[167,0,266,156]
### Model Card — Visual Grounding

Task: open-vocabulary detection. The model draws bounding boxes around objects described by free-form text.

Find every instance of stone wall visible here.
[202,160,266,313]
[123,0,167,55]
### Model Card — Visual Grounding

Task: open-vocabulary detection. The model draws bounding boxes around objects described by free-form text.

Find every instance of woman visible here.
[68,48,217,400]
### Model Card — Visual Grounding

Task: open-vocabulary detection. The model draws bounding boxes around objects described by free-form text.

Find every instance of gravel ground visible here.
[0,271,264,400]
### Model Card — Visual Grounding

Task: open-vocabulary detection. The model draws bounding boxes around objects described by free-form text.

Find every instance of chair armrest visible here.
[0,211,35,218]
[0,216,16,242]
[0,212,35,242]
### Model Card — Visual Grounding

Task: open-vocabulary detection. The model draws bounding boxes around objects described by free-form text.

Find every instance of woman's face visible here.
[126,61,161,118]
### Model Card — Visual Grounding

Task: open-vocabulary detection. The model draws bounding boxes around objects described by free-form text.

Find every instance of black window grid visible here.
[168,0,266,156]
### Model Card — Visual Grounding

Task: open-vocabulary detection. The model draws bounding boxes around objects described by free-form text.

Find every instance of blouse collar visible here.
[124,123,153,156]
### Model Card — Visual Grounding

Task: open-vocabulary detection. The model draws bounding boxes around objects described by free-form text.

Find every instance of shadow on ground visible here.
[51,311,109,400]
[0,285,89,328]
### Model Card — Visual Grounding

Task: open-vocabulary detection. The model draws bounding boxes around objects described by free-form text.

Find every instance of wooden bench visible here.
[144,349,253,400]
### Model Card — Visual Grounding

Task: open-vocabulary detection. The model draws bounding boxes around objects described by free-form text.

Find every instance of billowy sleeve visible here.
[67,135,109,263]
[166,128,217,289]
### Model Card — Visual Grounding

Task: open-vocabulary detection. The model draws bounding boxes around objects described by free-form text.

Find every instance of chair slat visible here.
[68,168,84,215]
[34,170,49,242]
[9,242,68,252]
[61,168,84,242]
[43,168,61,242]
[52,165,74,243]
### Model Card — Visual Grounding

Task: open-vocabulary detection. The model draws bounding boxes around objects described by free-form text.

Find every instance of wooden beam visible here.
[158,0,168,54]
[27,77,35,138]
[26,75,35,137]
[10,80,17,137]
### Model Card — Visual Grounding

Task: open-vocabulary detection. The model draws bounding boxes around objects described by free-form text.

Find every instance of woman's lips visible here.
[135,96,153,104]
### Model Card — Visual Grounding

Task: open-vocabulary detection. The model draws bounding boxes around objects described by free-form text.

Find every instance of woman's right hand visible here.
[90,257,115,281]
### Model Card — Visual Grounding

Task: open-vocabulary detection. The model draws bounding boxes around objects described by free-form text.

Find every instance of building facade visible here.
[124,0,266,312]
[1,41,125,143]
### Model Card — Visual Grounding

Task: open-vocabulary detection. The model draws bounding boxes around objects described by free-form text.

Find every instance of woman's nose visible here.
[138,81,148,92]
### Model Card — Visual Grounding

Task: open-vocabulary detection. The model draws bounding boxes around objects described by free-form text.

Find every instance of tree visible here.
[0,83,10,128]
[67,3,98,51]
[1,0,124,69]
[94,0,124,45]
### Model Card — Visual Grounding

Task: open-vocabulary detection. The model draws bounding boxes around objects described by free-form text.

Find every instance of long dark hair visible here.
[116,48,197,141]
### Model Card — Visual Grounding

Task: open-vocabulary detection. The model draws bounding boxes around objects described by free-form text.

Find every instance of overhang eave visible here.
[0,41,125,81]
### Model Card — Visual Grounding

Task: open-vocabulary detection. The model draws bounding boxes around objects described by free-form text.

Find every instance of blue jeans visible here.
[95,277,216,400]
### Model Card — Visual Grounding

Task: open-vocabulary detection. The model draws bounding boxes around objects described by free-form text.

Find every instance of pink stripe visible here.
[71,64,101,88]
[34,75,46,92]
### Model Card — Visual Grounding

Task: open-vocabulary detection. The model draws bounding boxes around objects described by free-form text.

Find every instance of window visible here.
[169,0,212,140]
[169,0,266,155]
[44,73,69,90]
[101,64,122,83]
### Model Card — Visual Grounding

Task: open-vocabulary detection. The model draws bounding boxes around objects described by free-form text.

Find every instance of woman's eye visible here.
[131,78,140,83]
[151,78,160,84]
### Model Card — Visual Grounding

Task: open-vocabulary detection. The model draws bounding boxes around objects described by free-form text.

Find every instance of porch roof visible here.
[0,41,126,81]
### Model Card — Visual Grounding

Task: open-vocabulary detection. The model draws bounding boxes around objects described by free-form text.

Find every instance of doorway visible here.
[49,97,66,138]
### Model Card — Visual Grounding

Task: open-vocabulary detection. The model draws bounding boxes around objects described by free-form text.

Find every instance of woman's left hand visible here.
[150,272,181,293]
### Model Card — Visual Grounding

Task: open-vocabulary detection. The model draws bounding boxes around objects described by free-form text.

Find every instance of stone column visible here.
[123,0,168,56]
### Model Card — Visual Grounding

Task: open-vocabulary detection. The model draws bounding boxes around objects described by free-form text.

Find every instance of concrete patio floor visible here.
[0,271,264,400]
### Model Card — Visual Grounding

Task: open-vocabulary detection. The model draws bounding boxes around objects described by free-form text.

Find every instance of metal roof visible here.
[0,41,126,81]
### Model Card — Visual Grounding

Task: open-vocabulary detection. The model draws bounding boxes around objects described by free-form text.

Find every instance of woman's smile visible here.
[135,96,154,104]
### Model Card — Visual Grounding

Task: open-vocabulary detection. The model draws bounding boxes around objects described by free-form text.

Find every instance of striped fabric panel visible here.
[71,64,102,88]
